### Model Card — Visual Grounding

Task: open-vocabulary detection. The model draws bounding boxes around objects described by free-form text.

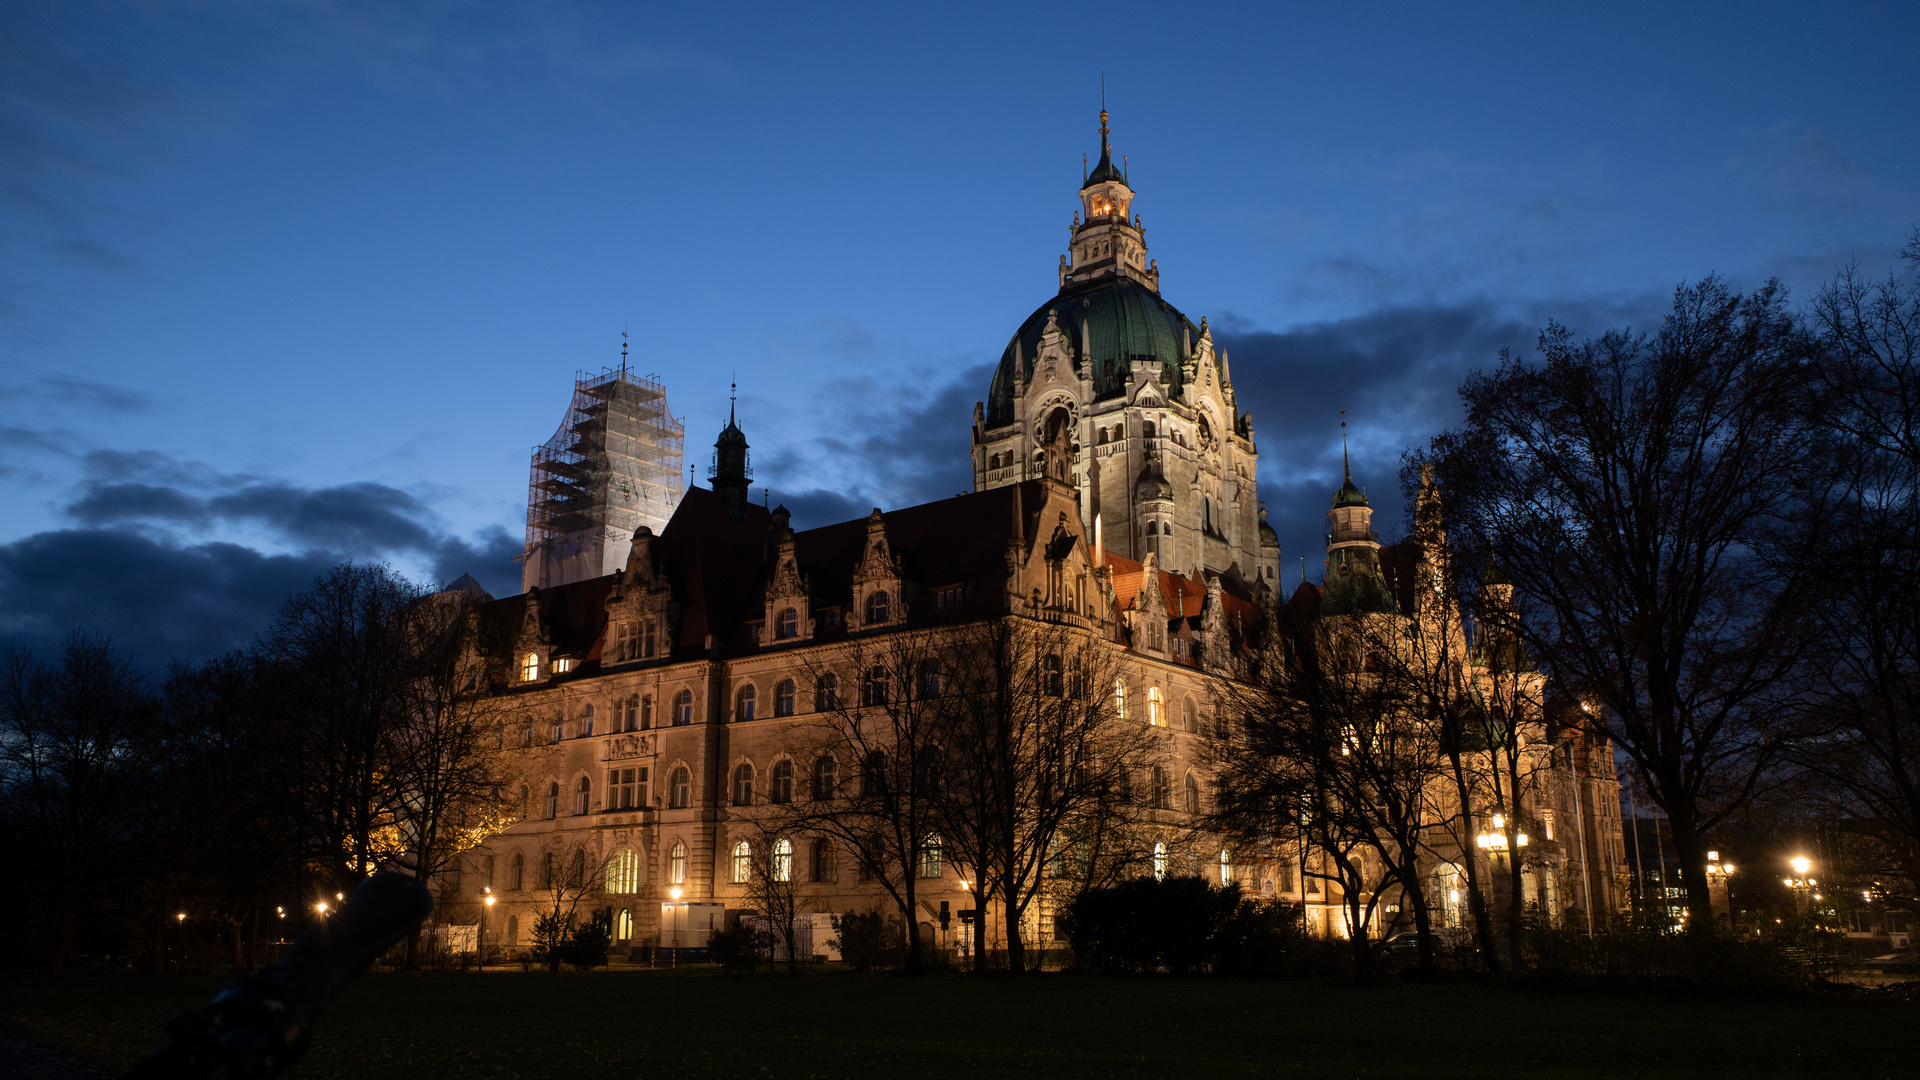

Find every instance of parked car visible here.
[1381,928,1475,964]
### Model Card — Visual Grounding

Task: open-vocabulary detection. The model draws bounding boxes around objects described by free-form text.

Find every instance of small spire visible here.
[1341,410,1352,482]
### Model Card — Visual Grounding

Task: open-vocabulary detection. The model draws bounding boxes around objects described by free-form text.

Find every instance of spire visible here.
[1333,412,1367,508]
[1083,103,1127,189]
[711,384,752,517]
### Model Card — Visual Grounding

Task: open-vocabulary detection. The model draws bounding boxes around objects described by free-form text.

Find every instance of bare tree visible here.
[1422,278,1825,933]
[527,835,606,971]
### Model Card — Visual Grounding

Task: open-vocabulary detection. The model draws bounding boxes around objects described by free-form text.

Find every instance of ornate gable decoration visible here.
[1129,553,1169,654]
[763,528,815,642]
[605,526,677,663]
[1200,573,1230,670]
[852,508,904,628]
[1034,307,1074,383]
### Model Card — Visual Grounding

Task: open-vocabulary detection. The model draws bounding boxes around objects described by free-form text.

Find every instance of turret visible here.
[710,392,752,519]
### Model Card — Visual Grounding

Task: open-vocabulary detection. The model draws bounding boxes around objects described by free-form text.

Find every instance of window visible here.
[735,683,756,721]
[1153,842,1168,881]
[567,849,585,888]
[542,853,556,889]
[641,619,657,658]
[776,606,799,639]
[935,587,962,610]
[1043,654,1063,697]
[574,775,591,815]
[668,766,691,808]
[732,841,752,883]
[861,751,886,798]
[544,782,559,820]
[674,689,694,726]
[550,717,563,743]
[1116,768,1134,804]
[506,914,519,945]
[616,908,633,942]
[1184,773,1201,814]
[865,590,890,624]
[863,666,888,707]
[816,673,838,710]
[1150,766,1169,809]
[771,838,793,882]
[483,854,495,888]
[731,763,755,806]
[522,653,540,681]
[509,852,524,891]
[770,760,794,804]
[606,849,640,894]
[551,658,576,674]
[615,620,637,660]
[608,767,642,810]
[1148,686,1165,727]
[1219,849,1233,886]
[1098,427,1109,445]
[669,840,686,884]
[917,661,942,699]
[919,834,943,878]
[640,695,652,729]
[811,839,832,882]
[812,756,837,800]
[517,784,530,820]
[580,704,594,737]
[774,679,796,717]
[1113,678,1128,719]
[1182,696,1197,732]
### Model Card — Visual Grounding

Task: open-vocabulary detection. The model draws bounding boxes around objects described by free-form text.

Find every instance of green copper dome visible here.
[987,277,1205,426]
[1332,475,1367,508]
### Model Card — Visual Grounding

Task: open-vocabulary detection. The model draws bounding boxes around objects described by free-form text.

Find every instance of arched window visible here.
[669,839,686,884]
[865,590,891,625]
[863,666,888,707]
[774,679,796,716]
[574,775,591,815]
[1116,769,1134,804]
[918,834,943,878]
[732,841,752,884]
[616,908,634,942]
[517,784,530,820]
[1182,696,1198,732]
[735,683,756,721]
[1150,766,1169,809]
[731,763,754,806]
[776,606,799,639]
[1153,841,1168,881]
[861,750,886,797]
[544,782,559,820]
[566,849,585,888]
[639,695,652,729]
[1219,849,1233,886]
[1148,686,1165,727]
[606,849,640,894]
[811,838,833,882]
[509,852,524,891]
[674,689,694,726]
[1143,421,1157,440]
[1184,773,1201,814]
[812,756,837,800]
[1043,654,1063,697]
[815,673,838,711]
[521,653,539,681]
[668,766,691,808]
[770,759,795,803]
[1113,678,1128,719]
[506,914,519,945]
[1097,427,1110,445]
[580,703,594,736]
[771,838,793,882]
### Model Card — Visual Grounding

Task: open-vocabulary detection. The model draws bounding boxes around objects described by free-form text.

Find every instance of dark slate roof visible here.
[987,276,1207,426]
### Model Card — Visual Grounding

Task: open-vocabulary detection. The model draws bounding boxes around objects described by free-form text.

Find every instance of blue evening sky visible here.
[3,1,1917,666]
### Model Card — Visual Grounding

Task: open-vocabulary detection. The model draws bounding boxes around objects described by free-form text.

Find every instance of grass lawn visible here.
[0,966,1912,1079]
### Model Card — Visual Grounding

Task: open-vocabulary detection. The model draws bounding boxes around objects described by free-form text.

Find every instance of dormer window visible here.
[615,621,637,661]
[642,619,657,658]
[521,653,540,682]
[776,607,799,639]
[865,591,891,625]
[552,658,576,674]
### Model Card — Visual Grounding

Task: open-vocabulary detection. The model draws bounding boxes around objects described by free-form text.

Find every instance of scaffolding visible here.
[521,365,685,591]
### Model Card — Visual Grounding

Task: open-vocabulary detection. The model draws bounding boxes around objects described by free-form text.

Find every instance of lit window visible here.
[866,591,890,624]
[919,834,943,878]
[771,838,793,883]
[675,689,694,726]
[1219,849,1233,886]
[777,606,799,639]
[616,908,634,941]
[551,657,576,674]
[732,841,752,884]
[770,759,794,804]
[668,766,691,808]
[774,679,796,717]
[522,653,540,681]
[736,683,757,721]
[1113,678,1128,719]
[606,849,640,894]
[669,840,686,884]
[1153,842,1168,881]
[1148,686,1165,727]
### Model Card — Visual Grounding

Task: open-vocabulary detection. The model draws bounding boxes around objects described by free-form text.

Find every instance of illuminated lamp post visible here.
[1704,851,1737,929]
[1783,856,1816,914]
[479,888,496,970]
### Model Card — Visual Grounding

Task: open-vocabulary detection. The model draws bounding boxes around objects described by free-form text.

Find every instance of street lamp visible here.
[1783,855,1816,913]
[1475,814,1530,855]
[1705,850,1737,928]
[479,888,495,971]
[668,885,683,901]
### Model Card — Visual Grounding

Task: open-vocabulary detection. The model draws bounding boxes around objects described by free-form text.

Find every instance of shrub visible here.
[708,921,772,974]
[565,917,612,971]
[829,910,903,973]
[1061,876,1302,975]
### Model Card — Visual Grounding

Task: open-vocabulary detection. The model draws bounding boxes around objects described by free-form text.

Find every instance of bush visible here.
[1061,876,1303,976]
[829,910,904,973]
[564,917,612,971]
[708,921,772,974]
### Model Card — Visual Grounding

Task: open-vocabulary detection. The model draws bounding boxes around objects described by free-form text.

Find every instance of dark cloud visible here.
[1220,293,1667,576]
[0,529,334,672]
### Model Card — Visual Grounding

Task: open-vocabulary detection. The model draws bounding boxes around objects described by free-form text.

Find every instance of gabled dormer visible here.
[604,526,677,664]
[762,509,815,644]
[513,587,552,684]
[851,508,904,629]
[1127,552,1171,657]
